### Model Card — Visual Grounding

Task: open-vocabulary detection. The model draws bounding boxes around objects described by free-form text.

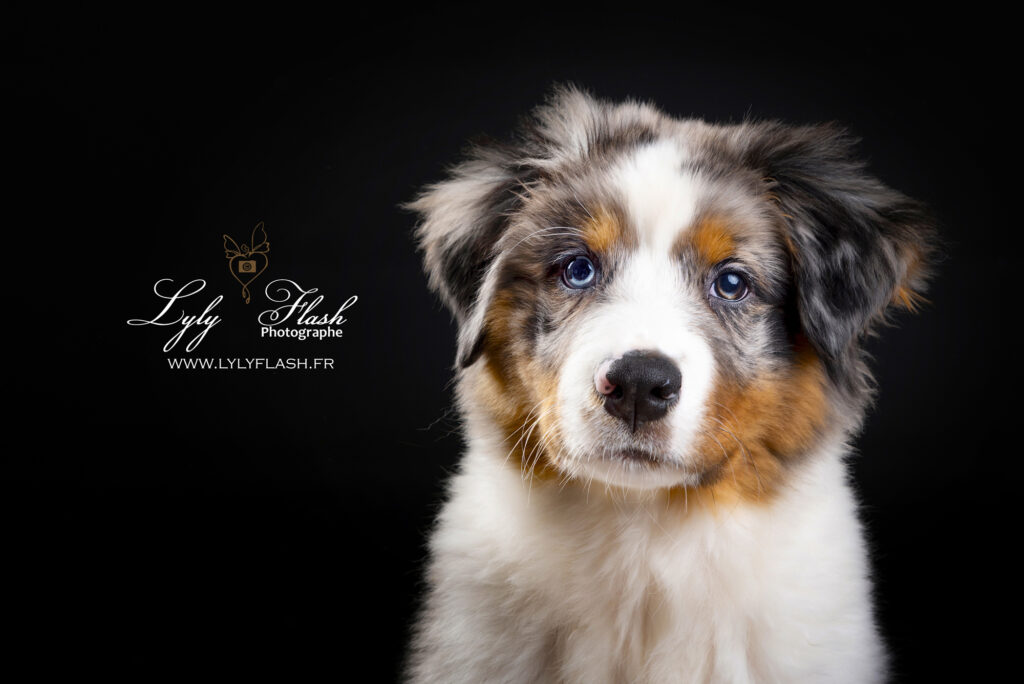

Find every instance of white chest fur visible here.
[408,437,886,684]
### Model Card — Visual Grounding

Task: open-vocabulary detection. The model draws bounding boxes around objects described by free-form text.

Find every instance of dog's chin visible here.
[569,445,702,491]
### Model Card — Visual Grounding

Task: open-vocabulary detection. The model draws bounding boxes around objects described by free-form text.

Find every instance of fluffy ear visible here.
[739,123,937,387]
[407,144,537,368]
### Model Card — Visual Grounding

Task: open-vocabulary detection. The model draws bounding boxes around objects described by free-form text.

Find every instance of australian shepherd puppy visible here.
[405,87,934,684]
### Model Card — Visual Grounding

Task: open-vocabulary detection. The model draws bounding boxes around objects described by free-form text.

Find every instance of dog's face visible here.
[412,88,933,496]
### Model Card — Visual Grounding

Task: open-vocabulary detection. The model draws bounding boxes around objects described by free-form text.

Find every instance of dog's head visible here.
[410,87,934,496]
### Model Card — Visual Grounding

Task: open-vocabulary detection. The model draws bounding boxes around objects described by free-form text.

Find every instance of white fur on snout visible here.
[559,249,717,490]
[555,140,718,490]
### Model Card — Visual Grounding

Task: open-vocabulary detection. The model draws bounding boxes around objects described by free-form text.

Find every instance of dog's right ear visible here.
[407,145,535,368]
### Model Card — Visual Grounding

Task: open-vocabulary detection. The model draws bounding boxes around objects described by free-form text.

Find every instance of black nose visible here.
[603,351,682,431]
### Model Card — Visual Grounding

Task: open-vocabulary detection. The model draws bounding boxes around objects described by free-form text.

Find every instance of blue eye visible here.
[562,256,597,289]
[712,271,748,301]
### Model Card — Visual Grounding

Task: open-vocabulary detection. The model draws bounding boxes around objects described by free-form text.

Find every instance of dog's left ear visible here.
[740,123,937,385]
[407,145,535,368]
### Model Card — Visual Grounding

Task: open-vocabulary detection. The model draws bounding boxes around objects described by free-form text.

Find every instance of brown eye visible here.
[711,271,748,301]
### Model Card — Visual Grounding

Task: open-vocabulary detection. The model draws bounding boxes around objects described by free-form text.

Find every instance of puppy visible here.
[406,87,934,684]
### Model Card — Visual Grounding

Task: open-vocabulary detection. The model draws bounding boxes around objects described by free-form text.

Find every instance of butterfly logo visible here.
[223,222,270,303]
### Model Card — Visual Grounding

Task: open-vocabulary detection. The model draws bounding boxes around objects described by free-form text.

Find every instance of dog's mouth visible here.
[599,447,667,466]
[574,442,698,490]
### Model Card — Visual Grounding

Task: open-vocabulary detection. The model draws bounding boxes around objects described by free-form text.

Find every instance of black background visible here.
[8,7,1015,681]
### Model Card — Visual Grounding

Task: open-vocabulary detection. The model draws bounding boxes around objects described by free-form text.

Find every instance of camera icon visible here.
[238,260,257,273]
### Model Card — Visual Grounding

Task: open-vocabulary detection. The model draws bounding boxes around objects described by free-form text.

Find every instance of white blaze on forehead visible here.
[612,139,700,253]
[557,242,717,490]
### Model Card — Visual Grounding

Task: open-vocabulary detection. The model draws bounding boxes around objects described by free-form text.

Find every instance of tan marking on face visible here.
[672,345,830,506]
[581,206,625,253]
[473,288,562,483]
[683,215,737,265]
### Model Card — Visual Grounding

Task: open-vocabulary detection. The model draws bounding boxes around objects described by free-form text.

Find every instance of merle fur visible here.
[735,122,937,398]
